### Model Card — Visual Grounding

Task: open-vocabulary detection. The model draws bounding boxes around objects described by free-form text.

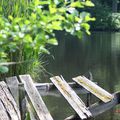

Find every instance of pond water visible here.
[40,32,120,120]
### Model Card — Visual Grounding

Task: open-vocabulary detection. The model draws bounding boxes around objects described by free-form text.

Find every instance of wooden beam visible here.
[19,74,53,120]
[50,76,92,120]
[73,76,114,103]
[0,81,21,120]
[65,92,120,120]
[89,92,120,117]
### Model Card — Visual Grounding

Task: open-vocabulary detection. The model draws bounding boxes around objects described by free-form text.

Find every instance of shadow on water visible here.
[40,31,120,120]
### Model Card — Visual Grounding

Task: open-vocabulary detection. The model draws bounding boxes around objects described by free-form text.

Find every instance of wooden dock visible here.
[0,74,119,120]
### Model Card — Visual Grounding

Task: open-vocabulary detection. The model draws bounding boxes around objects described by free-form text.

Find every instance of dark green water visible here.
[41,32,120,120]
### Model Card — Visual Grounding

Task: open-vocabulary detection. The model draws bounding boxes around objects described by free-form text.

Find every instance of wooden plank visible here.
[19,74,54,120]
[0,100,10,120]
[65,92,120,120]
[89,92,120,117]
[0,81,21,120]
[50,76,92,120]
[6,76,19,107]
[73,76,114,103]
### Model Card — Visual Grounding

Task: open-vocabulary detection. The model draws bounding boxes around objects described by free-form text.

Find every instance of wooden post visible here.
[19,83,26,120]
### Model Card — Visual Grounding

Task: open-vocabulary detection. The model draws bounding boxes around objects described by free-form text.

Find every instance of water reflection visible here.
[41,32,120,120]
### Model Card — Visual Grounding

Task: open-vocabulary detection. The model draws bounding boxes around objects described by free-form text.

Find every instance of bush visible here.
[89,1,120,31]
[0,0,95,75]
[110,13,120,30]
[89,1,112,30]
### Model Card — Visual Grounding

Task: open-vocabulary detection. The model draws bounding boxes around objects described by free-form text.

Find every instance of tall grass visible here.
[0,0,43,78]
[0,0,30,17]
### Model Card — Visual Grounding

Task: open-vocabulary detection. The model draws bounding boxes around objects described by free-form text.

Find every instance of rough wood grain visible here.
[0,100,10,120]
[19,74,53,120]
[0,81,21,120]
[50,76,92,120]
[6,76,19,107]
[73,76,114,103]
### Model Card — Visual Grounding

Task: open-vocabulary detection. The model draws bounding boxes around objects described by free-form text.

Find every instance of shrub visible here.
[0,0,95,75]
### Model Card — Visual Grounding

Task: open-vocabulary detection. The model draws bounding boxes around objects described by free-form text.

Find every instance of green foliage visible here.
[0,0,94,74]
[89,1,112,30]
[89,1,120,31]
[110,13,120,29]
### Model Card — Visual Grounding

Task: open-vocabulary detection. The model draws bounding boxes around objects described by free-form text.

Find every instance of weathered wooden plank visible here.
[65,92,120,120]
[89,92,120,117]
[73,76,114,103]
[0,100,10,120]
[50,76,92,120]
[19,74,54,120]
[6,76,19,107]
[0,81,21,120]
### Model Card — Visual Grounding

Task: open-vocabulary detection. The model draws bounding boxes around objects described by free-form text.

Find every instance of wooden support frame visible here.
[1,74,120,120]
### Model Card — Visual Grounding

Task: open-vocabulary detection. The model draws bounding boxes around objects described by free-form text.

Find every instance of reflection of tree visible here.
[93,0,119,12]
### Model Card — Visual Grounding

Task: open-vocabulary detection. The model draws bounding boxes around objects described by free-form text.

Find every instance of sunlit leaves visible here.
[0,0,95,73]
[49,5,57,14]
[70,1,84,8]
[83,0,95,7]
[47,38,58,45]
[39,46,50,54]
